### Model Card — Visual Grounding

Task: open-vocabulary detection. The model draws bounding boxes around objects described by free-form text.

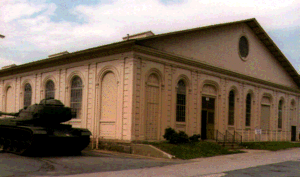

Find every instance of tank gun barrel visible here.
[0,111,18,117]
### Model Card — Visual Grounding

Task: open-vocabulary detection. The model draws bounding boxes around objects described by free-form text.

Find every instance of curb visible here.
[89,142,176,159]
[131,144,175,159]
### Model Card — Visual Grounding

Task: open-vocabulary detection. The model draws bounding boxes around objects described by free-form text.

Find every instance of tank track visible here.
[0,126,33,155]
[0,126,90,156]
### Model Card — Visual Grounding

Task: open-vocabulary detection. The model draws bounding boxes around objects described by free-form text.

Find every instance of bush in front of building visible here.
[189,134,201,142]
[163,127,177,142]
[163,127,201,144]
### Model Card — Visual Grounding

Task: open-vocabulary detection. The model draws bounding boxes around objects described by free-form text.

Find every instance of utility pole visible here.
[0,34,5,39]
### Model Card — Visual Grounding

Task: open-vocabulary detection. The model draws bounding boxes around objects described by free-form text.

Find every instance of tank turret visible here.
[0,98,91,156]
[0,98,76,125]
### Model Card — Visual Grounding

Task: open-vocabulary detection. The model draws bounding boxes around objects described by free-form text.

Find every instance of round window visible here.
[239,36,249,59]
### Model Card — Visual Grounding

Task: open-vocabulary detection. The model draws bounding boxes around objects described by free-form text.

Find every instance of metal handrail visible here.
[234,131,242,144]
[216,130,225,146]
[234,128,291,142]
[225,130,235,143]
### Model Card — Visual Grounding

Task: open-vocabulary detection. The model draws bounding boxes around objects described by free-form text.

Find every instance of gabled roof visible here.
[135,18,300,87]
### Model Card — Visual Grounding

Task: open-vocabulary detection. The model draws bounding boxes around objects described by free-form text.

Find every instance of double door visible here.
[201,97,215,140]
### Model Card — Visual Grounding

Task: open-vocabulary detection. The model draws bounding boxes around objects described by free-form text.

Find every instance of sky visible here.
[0,0,299,72]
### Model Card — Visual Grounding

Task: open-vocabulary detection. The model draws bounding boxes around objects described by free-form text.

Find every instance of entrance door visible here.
[201,110,207,139]
[291,126,296,141]
[201,97,215,140]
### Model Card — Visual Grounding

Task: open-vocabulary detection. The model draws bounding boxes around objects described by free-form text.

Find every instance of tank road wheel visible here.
[25,140,31,148]
[12,140,26,155]
[20,140,32,155]
[3,139,11,151]
[17,141,27,155]
[0,137,4,150]
[11,140,19,153]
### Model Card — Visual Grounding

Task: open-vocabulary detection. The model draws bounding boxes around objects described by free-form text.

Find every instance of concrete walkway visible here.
[65,148,300,177]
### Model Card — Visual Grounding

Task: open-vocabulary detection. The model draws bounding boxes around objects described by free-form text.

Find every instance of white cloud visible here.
[69,0,300,42]
[0,0,299,65]
[0,0,46,22]
[0,57,21,68]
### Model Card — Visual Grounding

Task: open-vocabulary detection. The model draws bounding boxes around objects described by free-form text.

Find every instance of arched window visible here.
[228,90,235,125]
[45,80,55,99]
[70,76,83,119]
[176,80,186,122]
[245,93,251,127]
[278,100,283,129]
[24,83,32,107]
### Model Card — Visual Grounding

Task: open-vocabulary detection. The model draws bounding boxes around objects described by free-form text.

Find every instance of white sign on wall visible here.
[255,129,262,135]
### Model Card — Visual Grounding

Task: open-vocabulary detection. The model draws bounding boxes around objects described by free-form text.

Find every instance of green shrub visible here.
[163,127,176,142]
[169,131,180,144]
[163,127,201,144]
[177,131,190,143]
[189,134,201,142]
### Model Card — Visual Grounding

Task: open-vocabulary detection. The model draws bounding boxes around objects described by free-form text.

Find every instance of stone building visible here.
[1,18,299,142]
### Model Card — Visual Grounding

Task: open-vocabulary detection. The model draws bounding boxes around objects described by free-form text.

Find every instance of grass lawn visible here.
[141,141,243,160]
[240,141,300,151]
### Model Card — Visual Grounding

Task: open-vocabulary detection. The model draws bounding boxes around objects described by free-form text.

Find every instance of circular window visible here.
[239,36,249,59]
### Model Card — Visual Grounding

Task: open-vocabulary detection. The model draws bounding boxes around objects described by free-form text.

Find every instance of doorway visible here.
[201,97,215,140]
[291,126,296,141]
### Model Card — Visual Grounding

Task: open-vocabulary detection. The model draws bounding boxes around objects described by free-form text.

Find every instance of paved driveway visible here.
[0,150,184,177]
[222,160,300,177]
[3,148,300,177]
[68,148,300,177]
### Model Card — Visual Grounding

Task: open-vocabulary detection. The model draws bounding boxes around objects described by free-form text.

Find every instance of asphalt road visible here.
[0,150,183,177]
[223,160,300,177]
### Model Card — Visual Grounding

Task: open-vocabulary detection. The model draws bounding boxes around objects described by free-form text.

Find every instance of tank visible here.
[0,98,91,155]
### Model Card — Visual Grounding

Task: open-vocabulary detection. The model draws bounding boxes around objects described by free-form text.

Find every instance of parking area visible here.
[0,150,184,177]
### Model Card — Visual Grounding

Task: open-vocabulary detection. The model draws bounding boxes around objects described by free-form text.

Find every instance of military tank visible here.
[0,98,91,156]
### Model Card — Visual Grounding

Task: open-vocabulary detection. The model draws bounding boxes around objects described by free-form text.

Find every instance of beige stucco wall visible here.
[132,50,300,141]
[139,23,297,89]
[0,49,298,142]
[0,53,136,142]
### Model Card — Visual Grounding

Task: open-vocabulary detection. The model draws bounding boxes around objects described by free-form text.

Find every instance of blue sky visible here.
[0,0,299,72]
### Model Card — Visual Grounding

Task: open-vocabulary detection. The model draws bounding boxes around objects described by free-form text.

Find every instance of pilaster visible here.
[16,77,20,111]
[0,80,3,111]
[33,74,37,104]
[88,63,96,134]
[164,65,173,128]
[60,69,67,104]
[37,73,42,101]
[191,71,198,135]
[123,57,134,141]
[132,58,141,140]
[255,86,260,129]
[238,82,244,130]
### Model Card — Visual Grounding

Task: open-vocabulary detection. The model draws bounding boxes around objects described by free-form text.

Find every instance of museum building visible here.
[1,18,299,142]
